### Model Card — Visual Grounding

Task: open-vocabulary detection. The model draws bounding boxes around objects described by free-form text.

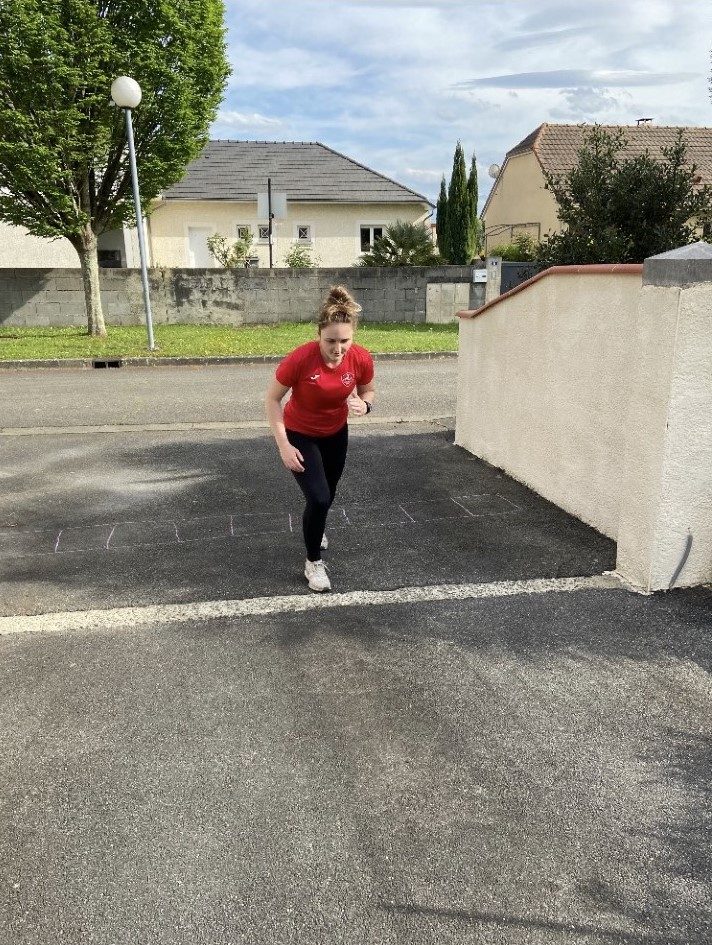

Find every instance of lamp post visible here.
[110,75,155,351]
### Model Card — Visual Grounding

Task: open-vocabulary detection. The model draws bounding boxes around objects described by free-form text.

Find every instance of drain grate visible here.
[92,359,123,369]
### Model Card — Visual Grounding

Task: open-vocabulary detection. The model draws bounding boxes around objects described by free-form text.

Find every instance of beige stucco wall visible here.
[617,283,712,590]
[148,200,430,269]
[455,271,643,539]
[0,221,142,268]
[0,222,79,267]
[483,152,560,249]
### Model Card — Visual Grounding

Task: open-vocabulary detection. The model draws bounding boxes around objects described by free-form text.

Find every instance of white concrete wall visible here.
[456,270,643,540]
[0,222,79,267]
[147,200,430,268]
[617,282,712,590]
[0,221,138,268]
[0,201,430,270]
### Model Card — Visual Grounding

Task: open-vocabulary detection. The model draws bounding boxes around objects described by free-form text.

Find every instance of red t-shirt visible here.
[275,341,375,436]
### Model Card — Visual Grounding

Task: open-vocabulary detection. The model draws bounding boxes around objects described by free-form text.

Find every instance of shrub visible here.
[284,243,317,268]
[360,220,442,267]
[207,232,254,268]
[488,233,539,261]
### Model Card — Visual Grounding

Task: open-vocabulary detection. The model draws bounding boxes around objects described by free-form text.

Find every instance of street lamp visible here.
[110,75,155,351]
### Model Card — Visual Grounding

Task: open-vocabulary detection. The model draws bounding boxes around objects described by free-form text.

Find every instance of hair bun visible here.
[318,285,362,329]
[327,285,361,313]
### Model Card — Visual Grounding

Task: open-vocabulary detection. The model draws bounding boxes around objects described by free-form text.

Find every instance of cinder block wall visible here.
[0,266,480,327]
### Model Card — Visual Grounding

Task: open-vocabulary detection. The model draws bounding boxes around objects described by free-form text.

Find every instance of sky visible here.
[216,0,712,210]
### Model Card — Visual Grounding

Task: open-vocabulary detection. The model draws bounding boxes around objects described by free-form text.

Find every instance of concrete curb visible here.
[0,351,458,371]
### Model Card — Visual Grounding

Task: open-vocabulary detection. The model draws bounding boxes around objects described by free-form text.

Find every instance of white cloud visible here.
[227,42,356,90]
[549,88,634,121]
[215,111,283,129]
[403,167,444,182]
[455,70,698,90]
[219,0,712,207]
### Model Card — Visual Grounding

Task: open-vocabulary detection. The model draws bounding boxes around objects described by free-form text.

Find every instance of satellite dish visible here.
[488,164,501,179]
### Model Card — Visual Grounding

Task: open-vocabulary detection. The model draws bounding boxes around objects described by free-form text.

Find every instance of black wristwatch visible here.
[365,401,373,414]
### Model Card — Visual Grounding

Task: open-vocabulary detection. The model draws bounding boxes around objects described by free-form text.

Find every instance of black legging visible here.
[286,424,348,561]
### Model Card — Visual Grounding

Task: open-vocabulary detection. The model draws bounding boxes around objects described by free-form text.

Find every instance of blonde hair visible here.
[318,285,361,331]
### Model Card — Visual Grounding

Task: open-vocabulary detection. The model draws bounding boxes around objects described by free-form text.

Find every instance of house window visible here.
[258,225,270,242]
[236,225,251,240]
[361,225,384,252]
[98,249,122,268]
[297,225,312,242]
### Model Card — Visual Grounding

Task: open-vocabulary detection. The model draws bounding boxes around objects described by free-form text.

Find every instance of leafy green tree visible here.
[447,141,470,264]
[0,0,229,336]
[466,152,482,259]
[538,126,712,265]
[359,220,441,267]
[207,232,254,268]
[436,176,450,261]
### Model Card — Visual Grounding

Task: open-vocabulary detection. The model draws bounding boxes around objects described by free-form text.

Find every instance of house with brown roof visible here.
[482,123,712,252]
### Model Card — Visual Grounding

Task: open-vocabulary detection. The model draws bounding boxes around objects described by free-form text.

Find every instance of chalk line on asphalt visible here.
[0,573,623,636]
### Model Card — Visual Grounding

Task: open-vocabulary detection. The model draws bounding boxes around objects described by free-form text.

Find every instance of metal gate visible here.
[500,262,542,294]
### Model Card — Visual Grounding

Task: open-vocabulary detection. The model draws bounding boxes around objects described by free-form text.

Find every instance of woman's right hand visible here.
[279,443,305,473]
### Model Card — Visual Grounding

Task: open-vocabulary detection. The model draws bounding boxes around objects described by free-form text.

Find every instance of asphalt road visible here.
[1,358,710,945]
[0,356,457,432]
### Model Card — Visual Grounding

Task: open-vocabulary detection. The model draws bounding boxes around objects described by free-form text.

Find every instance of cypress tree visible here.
[447,141,470,264]
[436,175,450,262]
[467,152,481,259]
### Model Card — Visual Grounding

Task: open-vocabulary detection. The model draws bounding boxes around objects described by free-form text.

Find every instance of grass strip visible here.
[0,322,458,361]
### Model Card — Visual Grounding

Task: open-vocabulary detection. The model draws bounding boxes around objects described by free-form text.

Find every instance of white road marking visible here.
[0,416,453,437]
[0,573,622,636]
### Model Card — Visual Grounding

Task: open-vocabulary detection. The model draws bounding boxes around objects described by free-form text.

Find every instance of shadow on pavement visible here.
[0,428,616,616]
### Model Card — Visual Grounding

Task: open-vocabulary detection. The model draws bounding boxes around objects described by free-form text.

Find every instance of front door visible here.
[187,227,214,268]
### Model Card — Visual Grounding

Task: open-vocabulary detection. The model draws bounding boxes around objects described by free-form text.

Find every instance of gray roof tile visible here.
[162,140,432,205]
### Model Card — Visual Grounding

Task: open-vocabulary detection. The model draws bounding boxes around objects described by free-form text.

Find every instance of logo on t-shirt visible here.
[309,373,320,382]
[341,371,355,386]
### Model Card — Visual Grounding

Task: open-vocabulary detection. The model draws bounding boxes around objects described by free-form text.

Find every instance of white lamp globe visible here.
[110,76,142,109]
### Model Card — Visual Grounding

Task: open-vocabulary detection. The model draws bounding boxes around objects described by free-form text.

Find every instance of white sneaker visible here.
[321,532,329,550]
[304,559,331,593]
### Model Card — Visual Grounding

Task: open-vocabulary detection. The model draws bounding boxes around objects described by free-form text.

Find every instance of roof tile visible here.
[508,124,712,185]
[162,141,432,205]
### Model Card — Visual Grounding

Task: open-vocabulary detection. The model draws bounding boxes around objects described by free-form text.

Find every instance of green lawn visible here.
[0,322,458,361]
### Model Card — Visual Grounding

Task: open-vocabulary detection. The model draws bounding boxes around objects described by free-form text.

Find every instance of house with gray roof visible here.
[482,123,712,252]
[0,140,432,269]
[148,140,433,268]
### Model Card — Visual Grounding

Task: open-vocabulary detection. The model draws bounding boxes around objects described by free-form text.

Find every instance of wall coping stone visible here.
[457,264,644,320]
[643,241,712,286]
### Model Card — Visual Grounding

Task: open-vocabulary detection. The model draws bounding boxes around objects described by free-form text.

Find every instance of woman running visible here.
[265,285,375,592]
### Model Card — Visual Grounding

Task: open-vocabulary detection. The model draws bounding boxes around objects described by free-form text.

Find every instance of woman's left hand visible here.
[347,391,368,416]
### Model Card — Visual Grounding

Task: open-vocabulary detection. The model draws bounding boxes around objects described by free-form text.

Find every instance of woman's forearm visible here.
[265,395,290,448]
[357,384,375,407]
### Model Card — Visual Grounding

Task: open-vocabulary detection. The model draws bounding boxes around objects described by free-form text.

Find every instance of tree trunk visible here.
[71,226,106,337]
